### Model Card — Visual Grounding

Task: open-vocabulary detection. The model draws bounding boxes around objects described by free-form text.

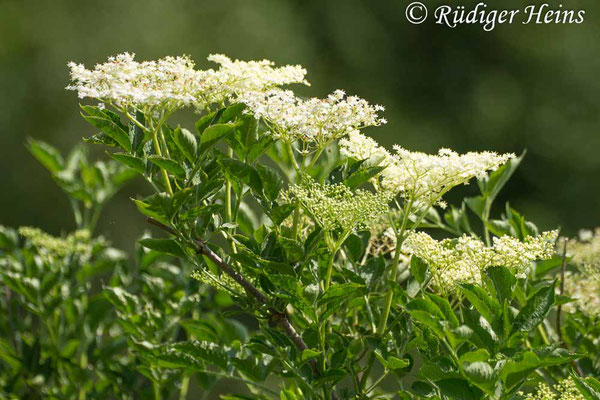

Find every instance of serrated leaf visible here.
[410,255,429,284]
[511,281,556,334]
[147,155,186,178]
[139,238,187,258]
[109,152,146,174]
[199,123,234,152]
[81,105,131,152]
[256,164,283,201]
[28,138,64,174]
[173,127,197,163]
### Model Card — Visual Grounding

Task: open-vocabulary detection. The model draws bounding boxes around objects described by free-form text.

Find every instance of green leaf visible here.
[179,320,219,342]
[81,105,131,152]
[278,237,304,263]
[500,348,579,391]
[256,164,283,201]
[410,255,429,284]
[270,204,295,225]
[460,349,490,363]
[435,378,484,400]
[318,283,365,307]
[343,233,364,263]
[388,356,410,370]
[219,158,262,193]
[173,127,197,163]
[465,196,486,219]
[409,310,445,338]
[301,349,321,362]
[570,374,600,400]
[147,155,186,178]
[139,238,187,258]
[168,341,229,370]
[427,293,459,328]
[484,266,516,305]
[462,361,494,388]
[479,151,525,202]
[28,138,64,174]
[344,166,385,189]
[103,287,139,314]
[199,123,235,152]
[109,152,146,174]
[511,281,556,335]
[83,132,119,147]
[459,283,501,323]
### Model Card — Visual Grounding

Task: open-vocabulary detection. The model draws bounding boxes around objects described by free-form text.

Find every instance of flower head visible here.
[283,178,390,232]
[383,147,514,206]
[18,226,91,257]
[523,378,584,400]
[562,228,600,317]
[194,54,309,109]
[240,89,386,144]
[337,133,513,207]
[404,230,557,291]
[67,53,199,110]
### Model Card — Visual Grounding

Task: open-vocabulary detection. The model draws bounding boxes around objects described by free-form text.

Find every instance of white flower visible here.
[67,53,309,112]
[18,226,91,257]
[337,133,514,207]
[383,146,514,206]
[283,178,391,232]
[404,230,557,291]
[523,378,584,400]
[562,228,600,317]
[67,53,200,110]
[194,54,309,109]
[240,89,386,144]
[339,130,391,163]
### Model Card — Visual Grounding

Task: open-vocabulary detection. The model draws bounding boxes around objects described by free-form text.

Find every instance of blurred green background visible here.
[1,0,599,247]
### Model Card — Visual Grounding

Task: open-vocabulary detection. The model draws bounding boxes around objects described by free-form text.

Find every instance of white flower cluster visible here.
[339,132,514,206]
[240,89,386,143]
[18,226,91,257]
[404,230,557,290]
[283,179,391,232]
[562,228,600,317]
[67,53,308,112]
[522,378,584,400]
[339,130,391,163]
[67,53,199,110]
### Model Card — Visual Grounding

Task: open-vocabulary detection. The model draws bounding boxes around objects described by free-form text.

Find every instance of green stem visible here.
[285,141,300,172]
[324,250,336,291]
[377,242,403,334]
[291,207,301,239]
[359,352,376,394]
[482,201,491,246]
[179,375,190,400]
[153,381,162,400]
[152,130,173,196]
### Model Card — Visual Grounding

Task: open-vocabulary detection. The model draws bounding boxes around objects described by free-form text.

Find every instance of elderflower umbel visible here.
[240,89,386,144]
[522,377,584,400]
[67,53,199,111]
[404,230,557,291]
[562,229,600,317]
[339,133,514,207]
[193,54,309,109]
[385,147,514,206]
[282,179,390,232]
[339,130,391,163]
[18,226,91,257]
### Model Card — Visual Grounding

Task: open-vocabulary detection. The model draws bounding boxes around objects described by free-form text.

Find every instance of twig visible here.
[145,219,325,367]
